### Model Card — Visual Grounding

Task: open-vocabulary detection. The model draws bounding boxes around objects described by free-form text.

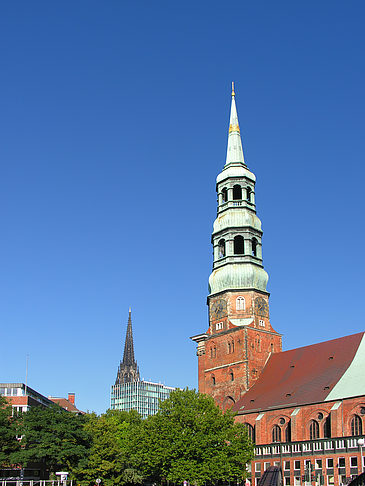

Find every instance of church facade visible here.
[191,86,365,486]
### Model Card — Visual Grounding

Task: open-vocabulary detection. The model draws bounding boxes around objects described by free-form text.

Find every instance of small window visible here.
[315,459,322,470]
[236,296,245,311]
[245,423,255,442]
[216,322,223,330]
[326,458,334,469]
[324,414,331,438]
[309,420,319,440]
[350,457,357,468]
[272,425,281,443]
[294,460,300,470]
[255,463,261,472]
[285,421,291,442]
[284,461,290,471]
[233,184,242,200]
[234,235,245,254]
[230,371,234,381]
[212,376,216,386]
[338,458,345,468]
[259,319,265,327]
[351,415,362,436]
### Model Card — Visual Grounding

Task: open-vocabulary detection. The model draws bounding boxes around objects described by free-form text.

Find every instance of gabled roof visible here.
[49,397,83,413]
[233,332,365,414]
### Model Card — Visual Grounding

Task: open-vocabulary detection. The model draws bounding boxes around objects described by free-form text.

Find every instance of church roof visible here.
[233,332,365,414]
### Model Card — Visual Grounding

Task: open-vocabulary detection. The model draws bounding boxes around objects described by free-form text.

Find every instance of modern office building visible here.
[191,85,365,486]
[110,309,175,418]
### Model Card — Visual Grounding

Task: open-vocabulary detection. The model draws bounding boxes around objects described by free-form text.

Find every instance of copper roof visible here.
[233,332,365,414]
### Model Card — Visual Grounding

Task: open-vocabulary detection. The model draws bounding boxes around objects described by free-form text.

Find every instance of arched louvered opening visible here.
[252,238,258,257]
[218,239,226,258]
[233,184,242,200]
[246,186,252,202]
[272,425,281,443]
[222,187,228,202]
[309,420,320,440]
[211,375,216,386]
[234,235,245,254]
[351,415,363,436]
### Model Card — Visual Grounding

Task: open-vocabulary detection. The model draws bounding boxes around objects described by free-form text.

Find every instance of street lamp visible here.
[358,438,365,474]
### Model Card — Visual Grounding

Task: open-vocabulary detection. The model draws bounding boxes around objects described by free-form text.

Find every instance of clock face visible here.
[255,297,269,317]
[210,298,227,320]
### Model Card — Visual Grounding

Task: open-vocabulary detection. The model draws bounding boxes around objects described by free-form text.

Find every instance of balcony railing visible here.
[255,436,364,458]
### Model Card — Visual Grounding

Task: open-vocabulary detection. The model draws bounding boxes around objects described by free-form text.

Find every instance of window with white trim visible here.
[236,296,245,311]
[216,322,223,330]
[259,319,265,327]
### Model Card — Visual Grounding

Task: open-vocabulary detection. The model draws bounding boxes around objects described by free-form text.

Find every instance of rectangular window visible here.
[285,478,291,486]
[259,319,265,327]
[294,460,301,471]
[326,458,334,469]
[215,322,223,330]
[255,463,261,472]
[264,462,270,471]
[327,476,334,485]
[315,459,322,469]
[338,458,345,468]
[284,461,290,471]
[294,477,301,486]
[350,457,357,467]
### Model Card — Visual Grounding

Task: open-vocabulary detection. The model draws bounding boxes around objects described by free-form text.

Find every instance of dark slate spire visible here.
[115,308,140,385]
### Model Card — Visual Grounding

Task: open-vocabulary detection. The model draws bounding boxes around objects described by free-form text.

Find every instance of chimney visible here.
[68,393,75,405]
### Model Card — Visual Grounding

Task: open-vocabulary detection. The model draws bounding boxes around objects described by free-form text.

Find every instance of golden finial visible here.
[231,81,235,96]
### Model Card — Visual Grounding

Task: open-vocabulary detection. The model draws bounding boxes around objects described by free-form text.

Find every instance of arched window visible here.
[272,425,281,443]
[246,186,252,202]
[218,239,226,258]
[212,376,216,386]
[234,235,245,254]
[244,423,256,442]
[351,415,363,436]
[233,184,242,200]
[228,342,231,354]
[229,371,234,381]
[324,415,331,438]
[236,296,246,311]
[309,420,320,440]
[285,421,291,442]
[252,238,258,257]
[231,340,235,352]
[222,187,228,202]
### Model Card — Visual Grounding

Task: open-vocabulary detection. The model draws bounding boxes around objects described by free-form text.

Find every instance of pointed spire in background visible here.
[115,309,140,385]
[225,82,245,167]
[123,308,136,366]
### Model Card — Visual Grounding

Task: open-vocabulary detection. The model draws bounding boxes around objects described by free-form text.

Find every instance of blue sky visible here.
[0,1,364,414]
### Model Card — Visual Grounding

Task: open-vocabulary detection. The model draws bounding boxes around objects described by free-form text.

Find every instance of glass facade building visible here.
[110,380,175,419]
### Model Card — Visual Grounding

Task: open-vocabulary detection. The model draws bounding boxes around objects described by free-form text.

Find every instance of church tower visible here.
[191,85,282,409]
[115,308,140,384]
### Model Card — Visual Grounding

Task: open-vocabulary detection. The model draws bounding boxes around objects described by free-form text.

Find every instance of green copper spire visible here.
[208,85,268,296]
[225,82,245,167]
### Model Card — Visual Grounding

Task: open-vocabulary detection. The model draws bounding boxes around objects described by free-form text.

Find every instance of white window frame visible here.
[236,296,246,311]
[215,322,223,330]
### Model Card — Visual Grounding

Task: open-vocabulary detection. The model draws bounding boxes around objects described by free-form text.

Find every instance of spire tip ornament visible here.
[231,81,235,96]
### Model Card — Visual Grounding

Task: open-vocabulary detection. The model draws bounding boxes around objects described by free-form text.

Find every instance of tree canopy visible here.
[1,389,253,486]
[0,395,19,465]
[12,404,90,473]
[131,388,254,486]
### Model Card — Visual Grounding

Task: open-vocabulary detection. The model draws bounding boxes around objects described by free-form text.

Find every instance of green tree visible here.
[74,409,143,486]
[132,388,254,486]
[12,404,90,473]
[0,395,19,466]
